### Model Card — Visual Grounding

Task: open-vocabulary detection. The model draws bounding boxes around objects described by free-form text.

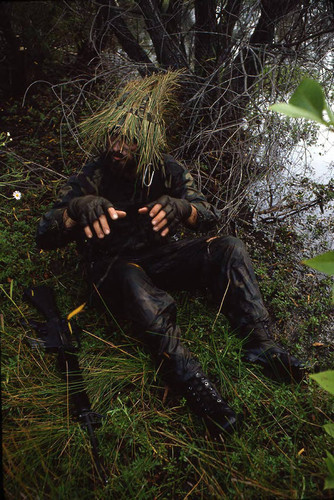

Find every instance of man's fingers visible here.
[92,219,105,239]
[116,210,127,218]
[98,214,111,235]
[160,227,169,237]
[148,203,163,218]
[153,217,168,232]
[83,209,126,239]
[151,209,166,227]
[84,225,93,239]
[108,206,119,220]
[138,207,148,214]
[139,201,166,217]
[107,207,126,220]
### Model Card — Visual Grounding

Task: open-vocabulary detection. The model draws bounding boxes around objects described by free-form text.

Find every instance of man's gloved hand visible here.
[138,195,192,237]
[67,195,126,239]
[68,196,113,226]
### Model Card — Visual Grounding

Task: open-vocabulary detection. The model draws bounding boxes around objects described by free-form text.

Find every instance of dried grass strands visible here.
[79,70,182,179]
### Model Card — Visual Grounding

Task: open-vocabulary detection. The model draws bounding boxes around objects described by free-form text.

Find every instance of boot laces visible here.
[185,371,225,415]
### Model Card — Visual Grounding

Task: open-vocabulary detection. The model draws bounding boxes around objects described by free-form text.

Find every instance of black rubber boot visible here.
[182,371,238,435]
[241,321,306,383]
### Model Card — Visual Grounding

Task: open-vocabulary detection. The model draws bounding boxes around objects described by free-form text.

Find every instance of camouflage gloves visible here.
[67,194,192,237]
[145,195,192,234]
[67,195,114,227]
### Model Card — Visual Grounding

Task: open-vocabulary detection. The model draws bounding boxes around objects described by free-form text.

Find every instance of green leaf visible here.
[270,102,327,125]
[289,79,326,120]
[302,251,334,276]
[325,452,334,475]
[325,477,334,490]
[270,78,334,126]
[324,423,334,438]
[325,102,334,125]
[309,370,334,395]
[324,452,334,490]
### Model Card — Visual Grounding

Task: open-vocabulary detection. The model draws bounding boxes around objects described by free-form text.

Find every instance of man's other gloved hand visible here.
[138,195,192,236]
[67,195,126,239]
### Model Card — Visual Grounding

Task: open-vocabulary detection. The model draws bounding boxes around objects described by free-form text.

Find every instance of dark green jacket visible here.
[36,154,219,260]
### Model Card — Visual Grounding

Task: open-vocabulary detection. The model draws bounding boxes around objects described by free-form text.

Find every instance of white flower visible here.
[13,191,22,200]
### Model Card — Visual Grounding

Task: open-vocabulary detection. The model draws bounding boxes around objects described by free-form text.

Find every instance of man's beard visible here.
[104,151,138,180]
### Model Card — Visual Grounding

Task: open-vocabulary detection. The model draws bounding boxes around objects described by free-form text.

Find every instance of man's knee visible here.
[207,235,247,260]
[113,261,146,290]
[116,262,177,327]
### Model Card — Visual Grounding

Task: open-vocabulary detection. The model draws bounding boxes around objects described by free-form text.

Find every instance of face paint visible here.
[107,135,139,179]
[109,136,137,162]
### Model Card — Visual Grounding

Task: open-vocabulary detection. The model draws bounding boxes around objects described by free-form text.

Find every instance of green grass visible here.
[1,93,333,499]
[2,287,333,499]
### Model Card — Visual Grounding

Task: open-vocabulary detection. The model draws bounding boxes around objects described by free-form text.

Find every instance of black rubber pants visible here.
[92,236,269,386]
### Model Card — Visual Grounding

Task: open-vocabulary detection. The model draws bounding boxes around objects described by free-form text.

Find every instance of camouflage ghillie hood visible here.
[79,71,182,181]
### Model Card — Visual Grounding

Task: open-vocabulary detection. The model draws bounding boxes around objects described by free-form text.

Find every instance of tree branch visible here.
[193,0,218,76]
[217,0,242,64]
[136,0,185,69]
[107,0,157,76]
[232,0,301,94]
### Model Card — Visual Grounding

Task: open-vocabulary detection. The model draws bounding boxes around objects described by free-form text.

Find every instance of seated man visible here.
[36,72,304,435]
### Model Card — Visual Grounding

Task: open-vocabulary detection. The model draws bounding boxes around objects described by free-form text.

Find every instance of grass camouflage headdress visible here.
[80,70,182,179]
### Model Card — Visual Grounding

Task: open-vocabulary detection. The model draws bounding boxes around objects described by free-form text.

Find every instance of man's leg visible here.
[93,259,238,434]
[136,236,305,383]
[198,236,305,382]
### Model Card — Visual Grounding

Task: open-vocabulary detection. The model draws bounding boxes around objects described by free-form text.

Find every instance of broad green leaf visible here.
[270,78,334,126]
[309,370,334,395]
[302,251,334,276]
[324,452,334,490]
[325,477,334,490]
[324,423,334,438]
[289,79,325,121]
[270,102,327,125]
[325,452,334,474]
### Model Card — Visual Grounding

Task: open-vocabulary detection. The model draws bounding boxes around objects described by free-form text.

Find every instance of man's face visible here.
[107,135,138,178]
